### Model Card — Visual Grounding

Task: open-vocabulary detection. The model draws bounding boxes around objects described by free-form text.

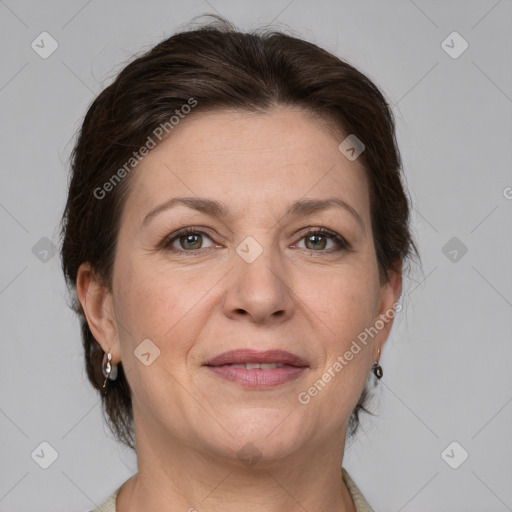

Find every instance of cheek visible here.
[298,265,379,413]
[303,267,379,340]
[113,256,214,364]
[301,273,377,398]
[113,261,198,406]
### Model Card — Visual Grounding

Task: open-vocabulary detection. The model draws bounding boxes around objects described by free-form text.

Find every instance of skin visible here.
[77,108,402,512]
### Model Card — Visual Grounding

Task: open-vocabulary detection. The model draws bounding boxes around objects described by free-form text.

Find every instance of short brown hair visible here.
[59,16,417,450]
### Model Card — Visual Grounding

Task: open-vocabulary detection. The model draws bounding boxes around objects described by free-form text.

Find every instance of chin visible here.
[198,410,309,466]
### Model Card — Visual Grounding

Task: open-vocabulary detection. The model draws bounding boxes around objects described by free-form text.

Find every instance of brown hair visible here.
[59,16,417,450]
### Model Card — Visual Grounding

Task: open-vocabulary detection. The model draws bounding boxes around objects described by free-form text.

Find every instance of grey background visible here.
[1,1,511,511]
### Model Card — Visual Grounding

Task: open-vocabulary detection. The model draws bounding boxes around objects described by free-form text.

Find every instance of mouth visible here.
[203,349,308,388]
[203,349,308,367]
[218,362,293,369]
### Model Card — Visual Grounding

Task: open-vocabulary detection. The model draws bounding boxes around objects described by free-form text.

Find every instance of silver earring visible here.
[102,351,118,391]
[372,348,383,380]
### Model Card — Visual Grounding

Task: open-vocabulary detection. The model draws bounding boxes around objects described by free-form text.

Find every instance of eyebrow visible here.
[140,196,364,231]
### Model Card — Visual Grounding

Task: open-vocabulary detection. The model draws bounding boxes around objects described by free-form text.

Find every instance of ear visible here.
[76,262,122,364]
[373,261,403,359]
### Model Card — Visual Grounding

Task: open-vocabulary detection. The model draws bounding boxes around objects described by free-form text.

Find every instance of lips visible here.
[203,349,308,388]
[203,349,308,368]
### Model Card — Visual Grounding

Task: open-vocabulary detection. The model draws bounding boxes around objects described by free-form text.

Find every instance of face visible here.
[80,108,401,466]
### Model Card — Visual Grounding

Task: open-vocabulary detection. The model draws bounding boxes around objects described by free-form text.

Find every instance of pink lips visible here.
[203,349,308,389]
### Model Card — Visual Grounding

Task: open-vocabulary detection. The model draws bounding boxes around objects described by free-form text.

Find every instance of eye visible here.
[161,226,350,255]
[163,228,216,253]
[294,228,350,253]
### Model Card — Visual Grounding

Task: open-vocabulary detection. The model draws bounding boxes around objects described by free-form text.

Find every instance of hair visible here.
[59,15,418,451]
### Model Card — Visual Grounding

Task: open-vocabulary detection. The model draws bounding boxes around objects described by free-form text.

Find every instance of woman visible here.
[60,16,416,512]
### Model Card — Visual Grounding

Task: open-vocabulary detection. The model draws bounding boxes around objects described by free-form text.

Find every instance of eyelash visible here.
[161,226,351,256]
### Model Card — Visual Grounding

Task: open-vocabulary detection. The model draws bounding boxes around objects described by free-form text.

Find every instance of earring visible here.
[372,348,383,380]
[102,351,118,392]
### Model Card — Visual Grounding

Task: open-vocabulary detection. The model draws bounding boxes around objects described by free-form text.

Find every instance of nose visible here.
[222,244,295,325]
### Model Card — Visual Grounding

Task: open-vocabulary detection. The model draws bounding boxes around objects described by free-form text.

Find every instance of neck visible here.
[117,425,356,512]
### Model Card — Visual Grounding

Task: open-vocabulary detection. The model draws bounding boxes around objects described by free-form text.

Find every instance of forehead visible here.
[122,108,370,223]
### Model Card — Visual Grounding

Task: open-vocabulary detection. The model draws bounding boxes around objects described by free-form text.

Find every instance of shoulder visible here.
[88,479,127,512]
[341,467,376,512]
